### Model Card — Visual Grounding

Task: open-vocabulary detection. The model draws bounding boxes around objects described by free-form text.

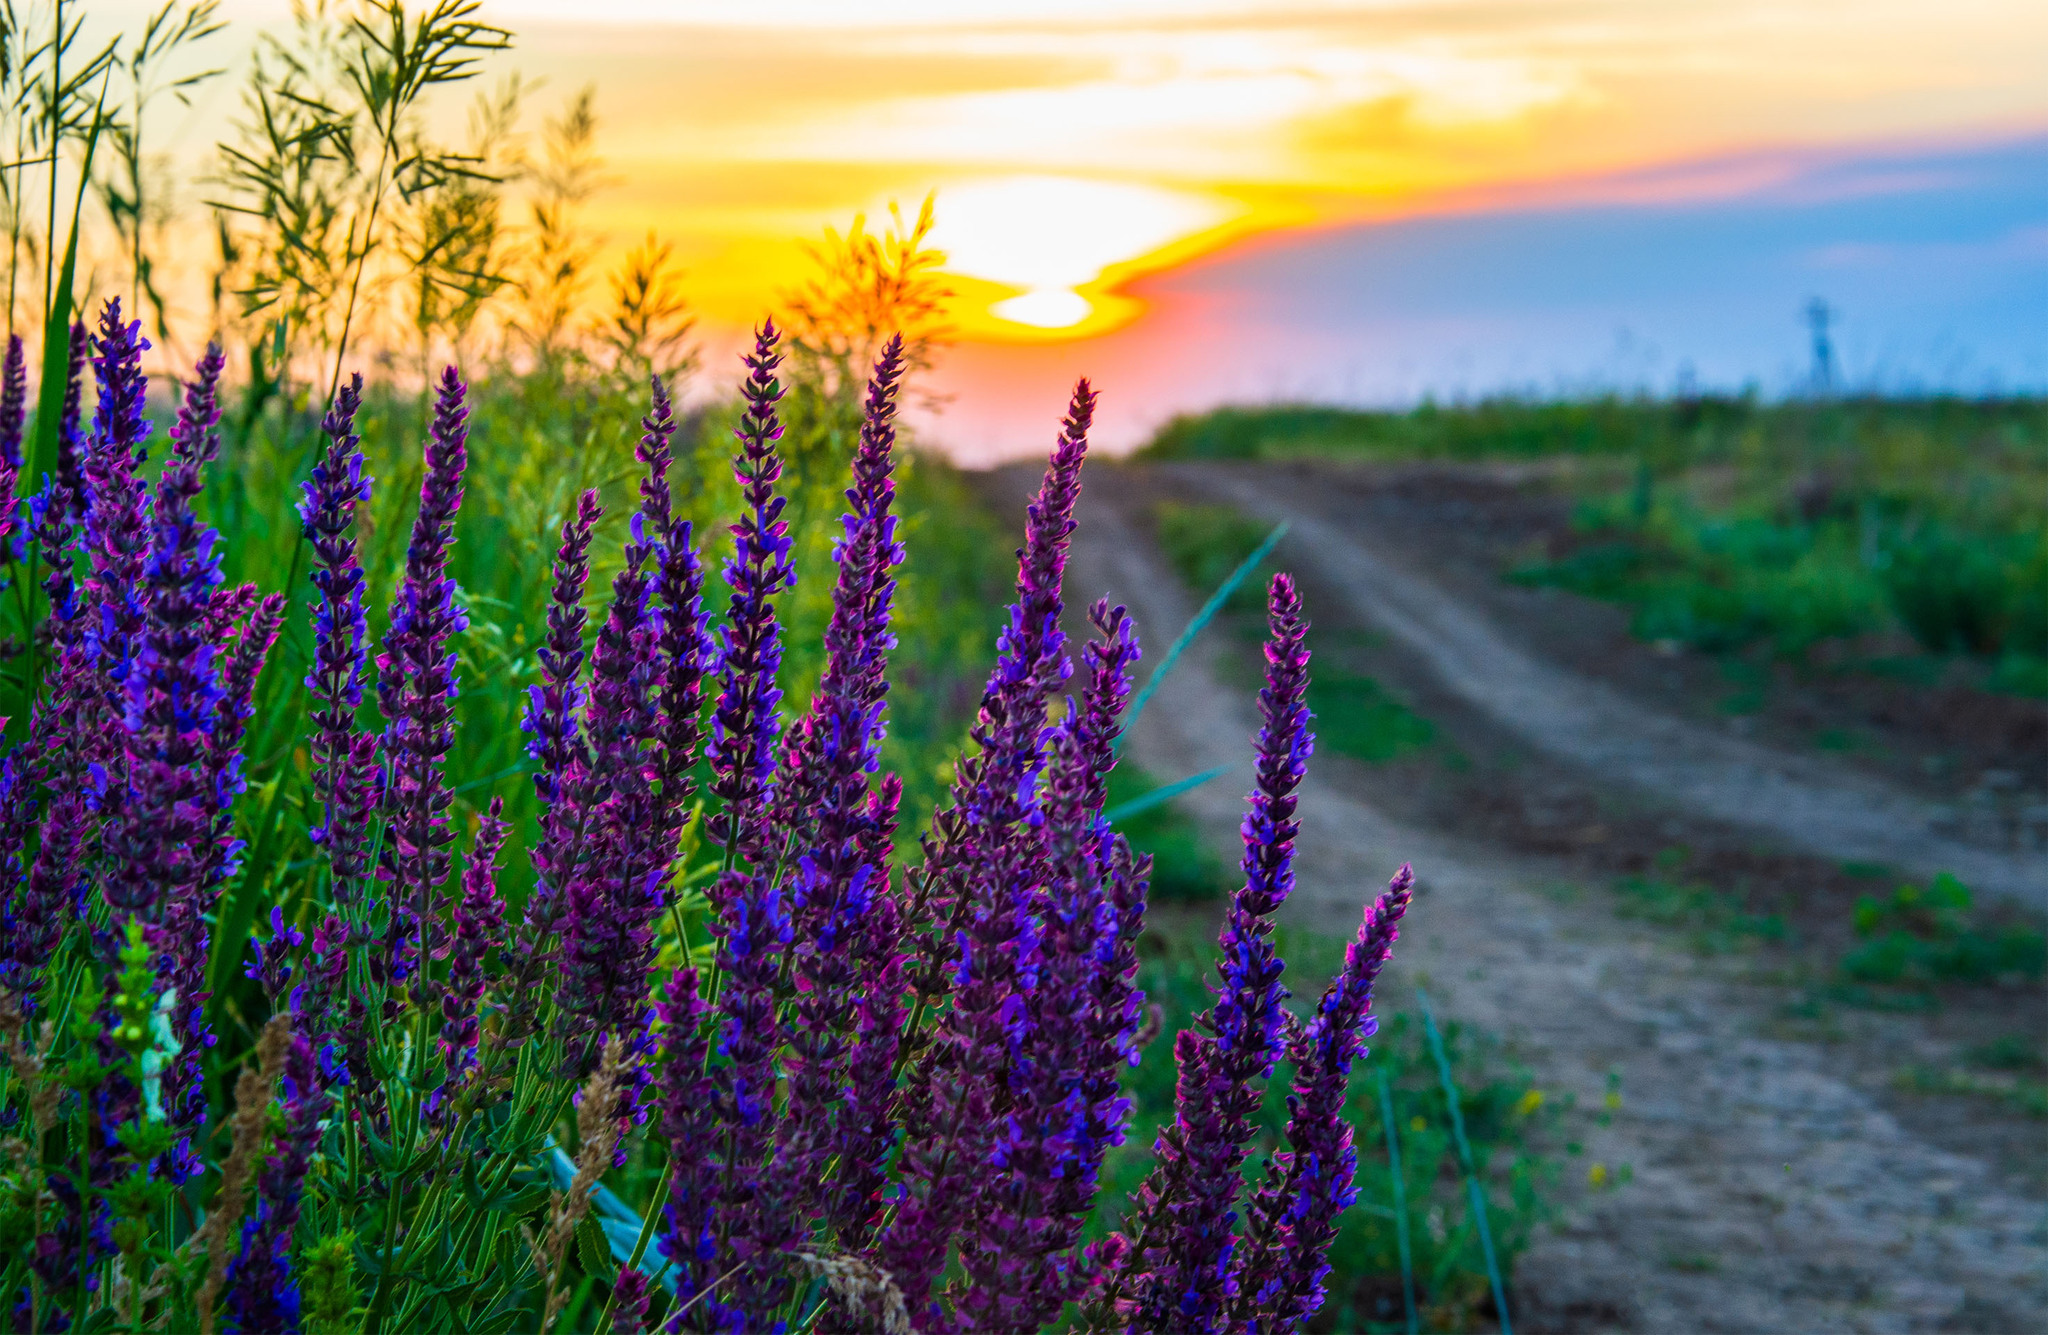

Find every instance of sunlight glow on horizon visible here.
[99,1,2048,352]
[446,0,2045,341]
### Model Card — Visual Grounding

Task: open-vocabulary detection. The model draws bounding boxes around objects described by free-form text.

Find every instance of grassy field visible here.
[1142,396,2048,699]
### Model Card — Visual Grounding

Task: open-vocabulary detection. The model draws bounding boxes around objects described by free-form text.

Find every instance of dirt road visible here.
[985,460,2048,1333]
[1178,463,2048,911]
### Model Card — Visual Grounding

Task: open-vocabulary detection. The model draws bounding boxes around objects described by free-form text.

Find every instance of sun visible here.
[924,175,1245,335]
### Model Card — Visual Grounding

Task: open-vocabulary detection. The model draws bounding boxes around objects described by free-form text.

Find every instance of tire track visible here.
[1178,463,2047,911]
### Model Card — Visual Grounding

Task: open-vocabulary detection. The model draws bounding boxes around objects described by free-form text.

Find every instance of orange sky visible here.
[87,0,2048,443]
[104,1,2047,335]
[449,0,2048,341]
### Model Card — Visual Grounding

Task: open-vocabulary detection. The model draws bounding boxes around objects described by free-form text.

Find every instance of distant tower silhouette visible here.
[1804,297,1836,396]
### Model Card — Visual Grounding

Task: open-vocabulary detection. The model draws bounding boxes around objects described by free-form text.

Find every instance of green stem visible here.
[1377,1069,1418,1335]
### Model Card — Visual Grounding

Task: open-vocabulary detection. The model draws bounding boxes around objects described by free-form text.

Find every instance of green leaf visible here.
[29,97,111,506]
[576,1215,610,1281]
[1103,764,1231,823]
[1120,520,1288,742]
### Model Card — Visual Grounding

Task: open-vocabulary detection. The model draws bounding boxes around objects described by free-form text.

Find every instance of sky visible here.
[94,0,2048,458]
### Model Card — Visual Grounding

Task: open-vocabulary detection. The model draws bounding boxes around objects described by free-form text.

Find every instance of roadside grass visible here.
[1152,500,1277,614]
[1143,397,2048,701]
[1105,763,1237,903]
[1094,926,1560,1333]
[1149,499,1438,769]
[1838,873,2047,988]
[1610,872,1789,954]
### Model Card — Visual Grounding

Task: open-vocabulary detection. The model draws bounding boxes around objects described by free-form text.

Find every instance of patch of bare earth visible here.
[973,460,2048,1333]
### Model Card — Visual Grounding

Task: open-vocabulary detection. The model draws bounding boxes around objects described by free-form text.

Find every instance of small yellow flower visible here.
[1409,1116,1427,1134]
[1604,1090,1623,1112]
[1515,1089,1544,1116]
[1588,1163,1609,1187]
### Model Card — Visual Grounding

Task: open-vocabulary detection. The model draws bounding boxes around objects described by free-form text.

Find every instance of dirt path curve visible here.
[1174,464,2047,912]
[1003,463,2048,1333]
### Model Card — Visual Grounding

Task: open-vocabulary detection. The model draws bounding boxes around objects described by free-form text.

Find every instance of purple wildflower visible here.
[0,334,24,554]
[303,374,379,916]
[224,1027,330,1335]
[772,339,908,1222]
[163,594,287,1158]
[442,798,509,1080]
[705,322,794,869]
[1235,865,1414,1330]
[827,774,908,1247]
[654,967,730,1326]
[378,367,472,969]
[951,601,1147,1328]
[80,300,155,848]
[1118,572,1315,1333]
[518,489,601,973]
[636,375,713,851]
[704,863,794,1320]
[884,379,1097,1323]
[613,1265,653,1335]
[556,480,664,1049]
[103,345,228,920]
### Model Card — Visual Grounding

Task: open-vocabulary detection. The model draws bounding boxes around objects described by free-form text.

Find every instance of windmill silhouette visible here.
[1804,297,1836,396]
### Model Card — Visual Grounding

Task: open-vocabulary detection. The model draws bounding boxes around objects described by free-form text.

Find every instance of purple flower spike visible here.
[557,490,665,1049]
[81,300,155,809]
[612,1265,652,1335]
[0,334,25,556]
[378,366,472,967]
[1235,864,1414,1330]
[224,1026,329,1335]
[442,798,509,1080]
[706,865,793,1316]
[771,338,908,1224]
[706,321,794,868]
[776,334,906,841]
[950,602,1147,1329]
[1119,572,1314,1333]
[642,379,713,852]
[654,968,730,1327]
[884,379,1097,1323]
[519,488,602,971]
[304,375,379,915]
[104,344,228,921]
[0,331,26,468]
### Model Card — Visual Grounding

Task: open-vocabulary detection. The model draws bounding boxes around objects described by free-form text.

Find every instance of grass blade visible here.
[1102,763,1231,823]
[1419,990,1511,1335]
[1378,1068,1420,1335]
[1119,519,1287,744]
[29,95,109,502]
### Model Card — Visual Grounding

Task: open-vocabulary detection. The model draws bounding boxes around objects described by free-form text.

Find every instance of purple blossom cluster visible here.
[0,299,1412,1335]
[0,302,289,1327]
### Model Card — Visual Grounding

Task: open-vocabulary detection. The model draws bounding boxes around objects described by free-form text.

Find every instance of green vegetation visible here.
[1611,873,1789,954]
[1152,502,1437,767]
[1104,764,1236,903]
[1839,873,2047,988]
[1143,397,2048,696]
[1313,666,1437,764]
[1153,500,1279,614]
[1102,928,1557,1333]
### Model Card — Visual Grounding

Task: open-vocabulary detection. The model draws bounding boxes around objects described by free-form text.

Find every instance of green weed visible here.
[1839,873,2047,987]
[1151,500,1277,614]
[1103,764,1235,903]
[1610,874,1788,953]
